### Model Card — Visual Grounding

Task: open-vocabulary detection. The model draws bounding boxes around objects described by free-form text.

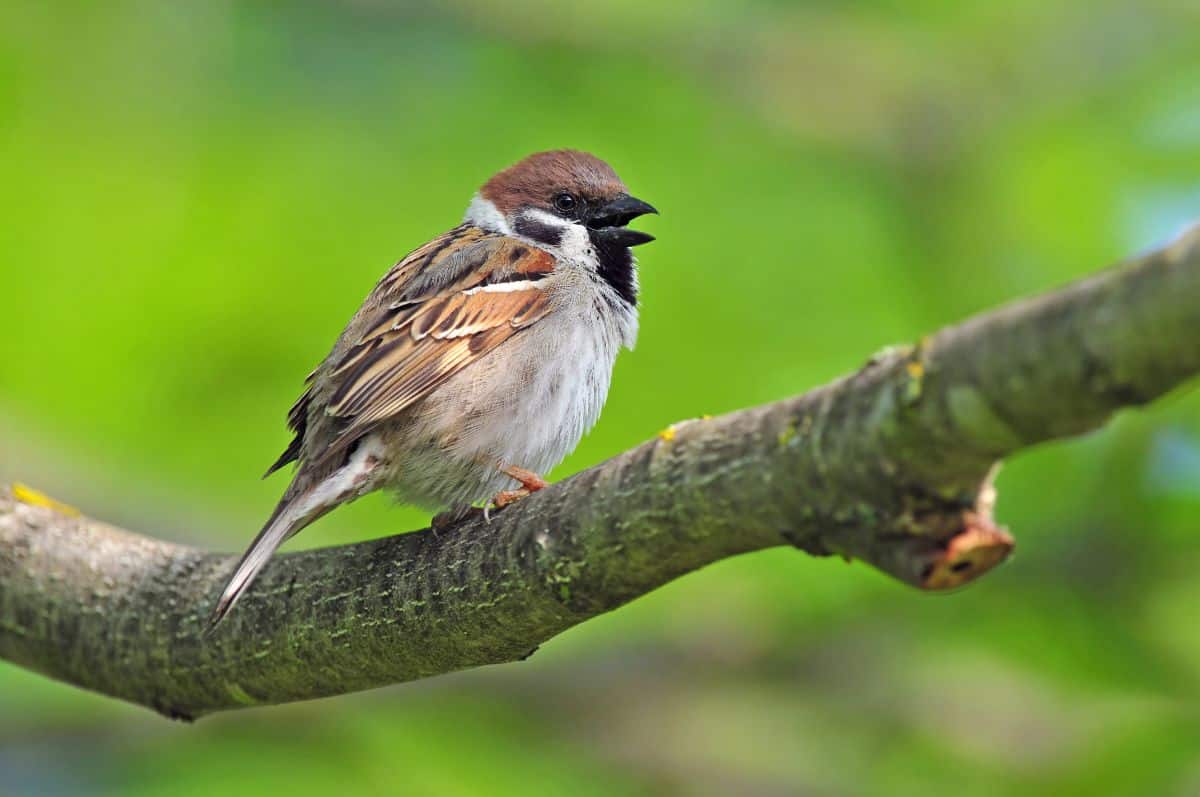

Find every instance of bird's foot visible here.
[490,466,548,510]
[491,488,530,509]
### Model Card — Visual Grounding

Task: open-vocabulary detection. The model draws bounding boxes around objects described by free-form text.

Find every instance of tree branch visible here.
[3,225,1199,719]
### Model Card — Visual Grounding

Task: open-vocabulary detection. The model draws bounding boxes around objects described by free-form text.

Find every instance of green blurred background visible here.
[3,1,1200,795]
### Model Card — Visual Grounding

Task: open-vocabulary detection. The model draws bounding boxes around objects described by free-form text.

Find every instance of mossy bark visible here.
[2,225,1198,719]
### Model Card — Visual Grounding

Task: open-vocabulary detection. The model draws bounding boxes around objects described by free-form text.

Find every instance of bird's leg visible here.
[491,465,548,509]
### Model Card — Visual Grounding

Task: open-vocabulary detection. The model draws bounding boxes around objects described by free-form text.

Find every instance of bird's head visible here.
[467,149,657,258]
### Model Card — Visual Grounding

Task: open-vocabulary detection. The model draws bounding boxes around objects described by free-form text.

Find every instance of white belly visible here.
[381,276,636,509]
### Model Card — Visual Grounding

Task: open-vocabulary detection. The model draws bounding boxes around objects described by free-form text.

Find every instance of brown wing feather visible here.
[265,227,557,475]
[263,368,318,477]
[329,280,553,429]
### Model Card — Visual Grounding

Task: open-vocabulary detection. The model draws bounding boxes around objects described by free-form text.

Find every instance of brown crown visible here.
[480,150,627,215]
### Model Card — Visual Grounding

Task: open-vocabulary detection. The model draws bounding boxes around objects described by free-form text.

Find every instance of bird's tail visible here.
[207,482,334,629]
[208,437,383,629]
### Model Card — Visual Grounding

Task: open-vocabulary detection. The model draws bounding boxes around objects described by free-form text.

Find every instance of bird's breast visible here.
[390,275,636,507]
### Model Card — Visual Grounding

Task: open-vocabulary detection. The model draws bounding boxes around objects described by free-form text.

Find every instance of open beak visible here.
[588,194,658,247]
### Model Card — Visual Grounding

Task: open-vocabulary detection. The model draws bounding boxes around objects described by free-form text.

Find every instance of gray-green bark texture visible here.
[2,225,1199,719]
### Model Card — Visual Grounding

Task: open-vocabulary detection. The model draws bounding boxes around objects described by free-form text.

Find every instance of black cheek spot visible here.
[508,246,528,263]
[514,217,564,248]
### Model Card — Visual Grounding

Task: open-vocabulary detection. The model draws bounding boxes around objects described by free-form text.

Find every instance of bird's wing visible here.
[266,225,557,475]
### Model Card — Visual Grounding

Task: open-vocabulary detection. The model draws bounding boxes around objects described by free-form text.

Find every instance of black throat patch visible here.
[590,232,638,307]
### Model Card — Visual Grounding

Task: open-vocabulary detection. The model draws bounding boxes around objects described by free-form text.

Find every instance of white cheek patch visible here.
[464,194,512,235]
[520,208,594,263]
[522,207,572,228]
[466,198,596,267]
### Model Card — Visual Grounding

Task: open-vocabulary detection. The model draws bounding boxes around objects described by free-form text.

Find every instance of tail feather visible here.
[208,435,383,629]
[209,501,295,628]
[208,487,334,629]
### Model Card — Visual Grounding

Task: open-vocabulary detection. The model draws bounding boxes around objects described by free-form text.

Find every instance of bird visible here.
[209,149,656,626]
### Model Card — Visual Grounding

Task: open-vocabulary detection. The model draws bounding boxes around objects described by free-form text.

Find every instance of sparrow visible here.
[210,150,656,625]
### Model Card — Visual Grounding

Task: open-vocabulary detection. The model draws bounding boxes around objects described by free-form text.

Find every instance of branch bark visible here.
[3,226,1199,719]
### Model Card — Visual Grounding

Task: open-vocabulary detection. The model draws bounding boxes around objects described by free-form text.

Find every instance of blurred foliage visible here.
[3,1,1200,795]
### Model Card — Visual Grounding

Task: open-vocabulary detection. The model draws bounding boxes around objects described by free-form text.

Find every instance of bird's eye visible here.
[553,193,578,214]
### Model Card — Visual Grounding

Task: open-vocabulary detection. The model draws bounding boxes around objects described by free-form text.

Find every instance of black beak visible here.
[588,194,658,247]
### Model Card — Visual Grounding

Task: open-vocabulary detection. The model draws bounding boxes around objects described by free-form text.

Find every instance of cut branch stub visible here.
[907,472,1013,591]
[812,478,1014,591]
[920,514,1014,590]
